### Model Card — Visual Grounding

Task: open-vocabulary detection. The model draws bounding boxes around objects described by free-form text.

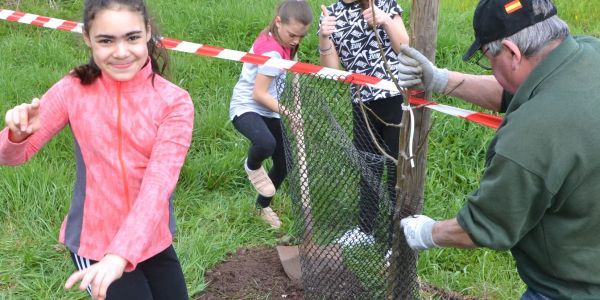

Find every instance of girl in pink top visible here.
[229,0,312,229]
[0,0,193,299]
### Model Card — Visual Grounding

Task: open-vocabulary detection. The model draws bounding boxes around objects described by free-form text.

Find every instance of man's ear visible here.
[502,39,522,70]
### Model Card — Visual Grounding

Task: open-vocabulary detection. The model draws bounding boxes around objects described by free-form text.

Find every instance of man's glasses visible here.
[475,48,492,71]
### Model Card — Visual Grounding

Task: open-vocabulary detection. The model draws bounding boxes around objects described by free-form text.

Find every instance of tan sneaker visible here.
[259,207,282,229]
[245,160,276,197]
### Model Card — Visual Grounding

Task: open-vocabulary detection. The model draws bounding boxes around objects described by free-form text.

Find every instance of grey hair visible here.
[486,0,569,57]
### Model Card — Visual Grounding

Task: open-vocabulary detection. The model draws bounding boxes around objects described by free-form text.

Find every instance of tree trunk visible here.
[387,1,440,299]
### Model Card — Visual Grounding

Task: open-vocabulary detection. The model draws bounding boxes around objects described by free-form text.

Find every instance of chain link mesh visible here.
[278,73,420,299]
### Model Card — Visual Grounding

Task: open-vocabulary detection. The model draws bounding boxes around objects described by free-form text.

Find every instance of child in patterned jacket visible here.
[318,0,410,251]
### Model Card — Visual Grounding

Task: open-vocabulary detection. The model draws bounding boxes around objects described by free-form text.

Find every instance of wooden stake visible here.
[388,1,440,299]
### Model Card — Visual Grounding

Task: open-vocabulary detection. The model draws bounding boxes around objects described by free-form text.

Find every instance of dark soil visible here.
[194,246,304,300]
[193,246,477,300]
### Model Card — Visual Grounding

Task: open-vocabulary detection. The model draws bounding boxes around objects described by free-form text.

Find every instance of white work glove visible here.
[398,45,449,93]
[400,215,439,251]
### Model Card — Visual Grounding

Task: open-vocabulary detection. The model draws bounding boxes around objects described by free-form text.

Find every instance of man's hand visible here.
[398,45,449,93]
[400,215,439,250]
[64,254,128,300]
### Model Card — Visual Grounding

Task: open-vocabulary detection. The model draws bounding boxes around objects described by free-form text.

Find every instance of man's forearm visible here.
[445,72,504,112]
[432,218,478,249]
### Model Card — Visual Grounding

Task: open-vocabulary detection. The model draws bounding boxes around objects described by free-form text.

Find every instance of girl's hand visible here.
[319,5,337,38]
[4,98,41,143]
[64,254,128,300]
[362,6,392,27]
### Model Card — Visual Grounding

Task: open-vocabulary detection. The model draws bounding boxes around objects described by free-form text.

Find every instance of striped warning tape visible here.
[0,9,502,129]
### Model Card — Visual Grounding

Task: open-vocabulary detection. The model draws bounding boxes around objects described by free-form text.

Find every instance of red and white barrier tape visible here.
[0,9,502,129]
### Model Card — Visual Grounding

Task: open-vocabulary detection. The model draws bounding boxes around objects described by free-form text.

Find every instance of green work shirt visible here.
[457,35,600,299]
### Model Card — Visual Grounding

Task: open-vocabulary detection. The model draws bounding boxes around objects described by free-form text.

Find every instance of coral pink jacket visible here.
[0,62,194,271]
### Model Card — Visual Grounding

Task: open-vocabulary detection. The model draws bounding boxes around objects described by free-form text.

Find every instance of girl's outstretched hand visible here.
[4,98,41,143]
[319,5,337,38]
[64,254,128,300]
[362,6,391,27]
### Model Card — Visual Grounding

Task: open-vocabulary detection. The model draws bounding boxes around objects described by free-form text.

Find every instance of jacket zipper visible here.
[116,82,131,211]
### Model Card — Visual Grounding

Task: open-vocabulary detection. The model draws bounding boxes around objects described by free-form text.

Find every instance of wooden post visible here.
[407,0,440,213]
[387,1,440,299]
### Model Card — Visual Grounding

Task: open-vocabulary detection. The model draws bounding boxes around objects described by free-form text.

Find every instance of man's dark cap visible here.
[463,0,557,61]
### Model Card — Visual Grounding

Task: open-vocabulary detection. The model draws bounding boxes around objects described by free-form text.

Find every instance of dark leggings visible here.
[233,112,288,208]
[352,95,403,241]
[70,245,188,300]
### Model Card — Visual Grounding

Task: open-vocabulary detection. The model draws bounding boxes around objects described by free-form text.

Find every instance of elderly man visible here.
[398,0,600,298]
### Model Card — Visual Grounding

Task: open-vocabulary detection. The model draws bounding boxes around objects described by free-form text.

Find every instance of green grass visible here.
[1,0,598,299]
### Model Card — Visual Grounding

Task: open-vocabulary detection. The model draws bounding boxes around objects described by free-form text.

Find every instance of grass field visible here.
[1,0,599,299]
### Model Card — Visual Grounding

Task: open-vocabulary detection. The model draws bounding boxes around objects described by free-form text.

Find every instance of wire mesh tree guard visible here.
[279,73,422,299]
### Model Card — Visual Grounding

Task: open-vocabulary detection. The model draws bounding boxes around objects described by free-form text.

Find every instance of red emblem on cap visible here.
[504,0,523,14]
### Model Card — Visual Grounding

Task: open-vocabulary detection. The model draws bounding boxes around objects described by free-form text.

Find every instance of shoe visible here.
[259,207,282,229]
[336,226,375,247]
[245,159,275,197]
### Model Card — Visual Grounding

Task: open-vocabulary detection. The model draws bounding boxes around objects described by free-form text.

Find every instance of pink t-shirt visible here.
[229,32,292,120]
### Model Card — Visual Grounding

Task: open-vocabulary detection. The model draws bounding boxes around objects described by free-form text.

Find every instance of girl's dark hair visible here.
[263,0,313,59]
[72,0,168,85]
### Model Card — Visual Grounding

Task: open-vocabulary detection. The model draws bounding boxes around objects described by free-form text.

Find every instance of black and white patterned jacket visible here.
[319,0,404,102]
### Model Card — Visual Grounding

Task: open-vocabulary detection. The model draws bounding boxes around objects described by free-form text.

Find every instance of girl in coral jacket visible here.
[0,0,193,299]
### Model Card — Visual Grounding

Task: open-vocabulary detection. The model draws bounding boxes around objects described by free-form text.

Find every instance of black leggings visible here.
[352,95,402,239]
[70,245,188,300]
[233,112,288,208]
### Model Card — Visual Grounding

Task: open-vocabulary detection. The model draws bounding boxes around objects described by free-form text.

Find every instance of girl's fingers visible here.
[79,268,97,291]
[324,19,335,30]
[5,102,39,133]
[5,109,17,132]
[363,8,387,26]
[64,270,85,289]
[11,106,21,130]
[30,98,41,113]
[19,104,29,132]
[362,10,374,25]
[91,271,107,300]
[28,98,41,133]
[97,273,115,300]
[320,5,329,17]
